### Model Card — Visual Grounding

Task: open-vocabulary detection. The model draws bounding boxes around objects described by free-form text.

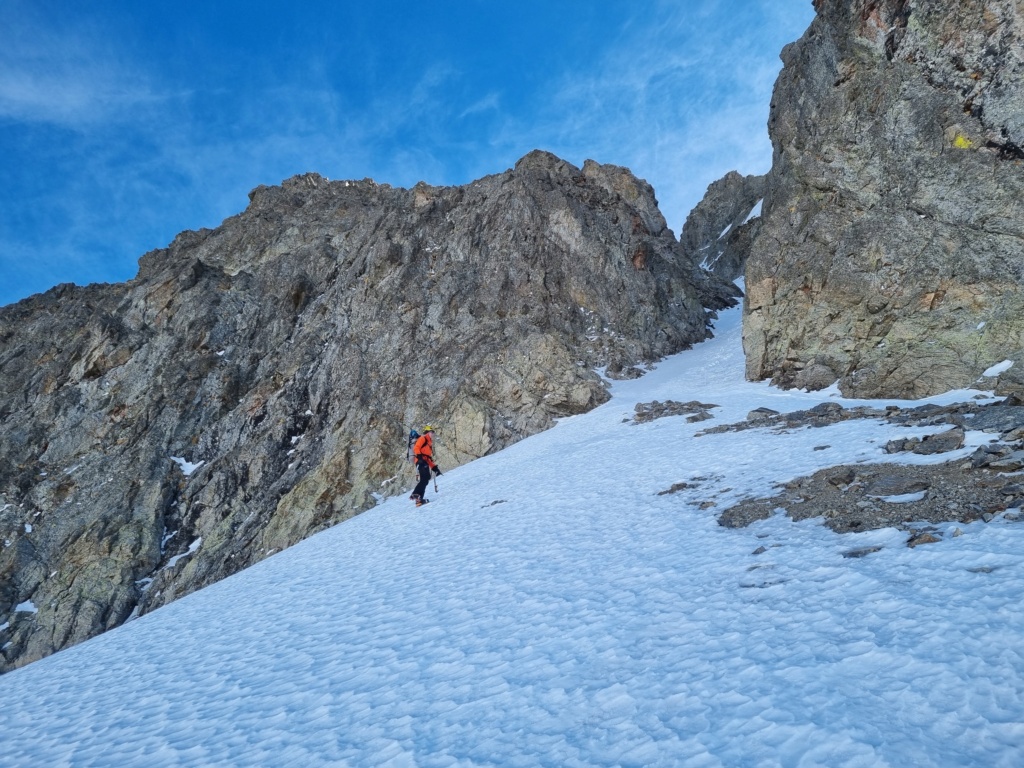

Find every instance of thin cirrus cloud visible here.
[491,2,811,234]
[0,9,161,127]
[459,93,502,121]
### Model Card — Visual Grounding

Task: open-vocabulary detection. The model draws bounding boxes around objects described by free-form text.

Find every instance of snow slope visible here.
[2,304,1023,767]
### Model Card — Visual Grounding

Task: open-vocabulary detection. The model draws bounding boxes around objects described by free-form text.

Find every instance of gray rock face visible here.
[744,0,1024,397]
[0,150,738,672]
[680,171,765,281]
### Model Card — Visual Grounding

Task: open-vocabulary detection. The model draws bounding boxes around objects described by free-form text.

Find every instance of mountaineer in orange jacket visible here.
[410,425,442,506]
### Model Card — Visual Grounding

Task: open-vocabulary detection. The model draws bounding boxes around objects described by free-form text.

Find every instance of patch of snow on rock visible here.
[170,457,205,476]
[982,359,1013,377]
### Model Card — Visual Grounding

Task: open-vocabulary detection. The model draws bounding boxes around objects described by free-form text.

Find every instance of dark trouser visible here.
[413,460,431,498]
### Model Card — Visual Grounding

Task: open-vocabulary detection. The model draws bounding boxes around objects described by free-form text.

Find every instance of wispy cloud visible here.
[470,0,813,231]
[0,0,815,306]
[460,93,501,120]
[0,4,164,126]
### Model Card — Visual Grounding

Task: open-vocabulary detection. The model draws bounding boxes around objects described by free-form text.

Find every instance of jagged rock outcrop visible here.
[680,171,765,281]
[716,397,1024,534]
[0,150,738,672]
[744,0,1024,397]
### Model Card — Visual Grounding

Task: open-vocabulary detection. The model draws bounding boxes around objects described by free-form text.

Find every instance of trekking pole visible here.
[433,473,439,494]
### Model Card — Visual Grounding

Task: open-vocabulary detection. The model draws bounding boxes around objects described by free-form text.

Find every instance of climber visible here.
[410,425,442,506]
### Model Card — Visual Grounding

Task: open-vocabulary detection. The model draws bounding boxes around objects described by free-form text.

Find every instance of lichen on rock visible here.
[745,0,1024,398]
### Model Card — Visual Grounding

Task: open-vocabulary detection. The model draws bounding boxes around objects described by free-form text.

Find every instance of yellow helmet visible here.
[422,424,434,433]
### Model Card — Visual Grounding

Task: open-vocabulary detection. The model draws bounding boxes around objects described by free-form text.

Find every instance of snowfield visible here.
[2,302,1023,767]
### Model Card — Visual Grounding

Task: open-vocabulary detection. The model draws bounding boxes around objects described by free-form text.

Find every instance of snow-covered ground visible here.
[2,303,1023,767]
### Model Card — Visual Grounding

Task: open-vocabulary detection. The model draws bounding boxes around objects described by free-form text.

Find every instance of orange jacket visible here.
[413,433,436,469]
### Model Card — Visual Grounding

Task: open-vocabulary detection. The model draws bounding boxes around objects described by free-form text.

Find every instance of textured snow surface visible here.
[2,304,1024,767]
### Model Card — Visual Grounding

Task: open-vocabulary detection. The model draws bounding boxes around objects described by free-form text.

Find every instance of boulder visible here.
[911,428,965,455]
[986,451,1024,472]
[866,475,930,498]
[907,532,942,548]
[964,406,1024,434]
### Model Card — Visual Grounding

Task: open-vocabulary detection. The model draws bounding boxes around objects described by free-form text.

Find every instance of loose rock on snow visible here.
[718,459,1024,546]
[697,396,1024,547]
[631,400,719,424]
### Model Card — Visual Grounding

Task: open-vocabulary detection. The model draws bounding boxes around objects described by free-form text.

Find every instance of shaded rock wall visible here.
[680,171,765,282]
[0,150,738,671]
[744,0,1024,396]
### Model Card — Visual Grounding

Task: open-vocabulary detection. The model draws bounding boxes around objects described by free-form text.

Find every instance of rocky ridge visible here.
[744,0,1024,397]
[0,150,738,672]
[679,172,765,282]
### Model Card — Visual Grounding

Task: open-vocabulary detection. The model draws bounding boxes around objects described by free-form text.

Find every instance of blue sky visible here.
[0,1,814,307]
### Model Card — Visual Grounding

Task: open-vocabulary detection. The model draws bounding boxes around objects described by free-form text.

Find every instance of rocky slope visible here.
[744,0,1024,397]
[713,397,1024,536]
[0,151,738,672]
